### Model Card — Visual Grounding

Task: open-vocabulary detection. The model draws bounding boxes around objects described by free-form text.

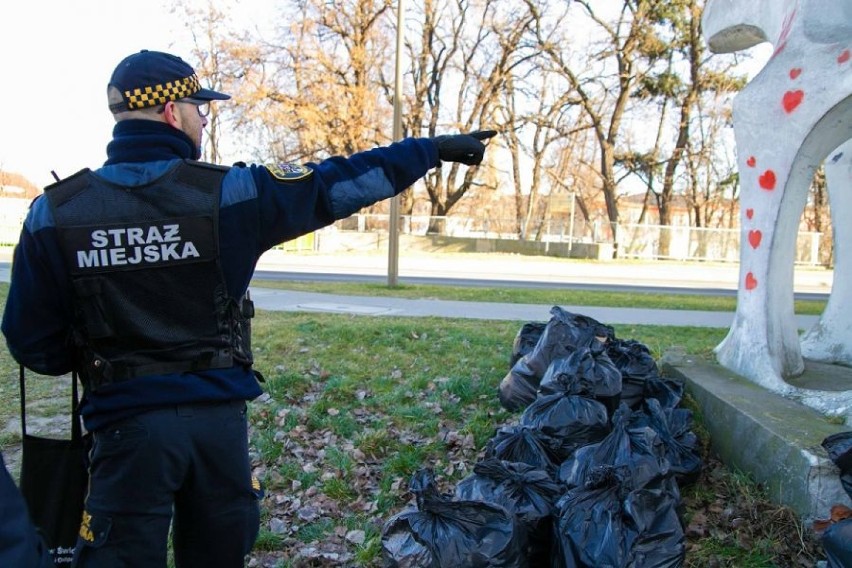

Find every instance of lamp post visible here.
[388,0,405,287]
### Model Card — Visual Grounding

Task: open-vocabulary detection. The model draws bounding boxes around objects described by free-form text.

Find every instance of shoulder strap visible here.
[43,168,92,209]
[18,365,26,437]
[71,372,81,442]
[175,160,230,191]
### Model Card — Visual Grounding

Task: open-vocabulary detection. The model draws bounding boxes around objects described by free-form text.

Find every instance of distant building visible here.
[0,171,41,200]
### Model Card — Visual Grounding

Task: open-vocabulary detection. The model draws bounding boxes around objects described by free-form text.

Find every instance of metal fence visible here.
[615,223,823,265]
[331,214,826,266]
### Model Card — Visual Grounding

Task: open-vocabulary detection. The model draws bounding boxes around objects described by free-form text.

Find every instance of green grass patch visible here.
[252,528,286,552]
[296,518,335,543]
[322,477,357,502]
[251,278,827,315]
[685,539,777,567]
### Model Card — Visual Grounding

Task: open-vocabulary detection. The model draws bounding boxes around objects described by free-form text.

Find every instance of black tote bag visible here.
[18,366,89,566]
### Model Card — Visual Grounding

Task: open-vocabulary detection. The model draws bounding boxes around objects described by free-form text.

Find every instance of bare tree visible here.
[492,0,583,242]
[526,1,664,256]
[546,130,599,232]
[499,59,582,240]
[171,0,263,163]
[269,0,394,160]
[171,0,769,262]
[400,0,538,233]
[802,168,832,266]
[526,0,749,256]
[639,0,743,255]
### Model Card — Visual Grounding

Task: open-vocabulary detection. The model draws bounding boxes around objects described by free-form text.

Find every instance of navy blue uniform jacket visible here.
[2,120,439,431]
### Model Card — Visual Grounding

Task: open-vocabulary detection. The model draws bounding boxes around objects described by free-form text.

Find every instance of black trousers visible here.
[73,401,260,567]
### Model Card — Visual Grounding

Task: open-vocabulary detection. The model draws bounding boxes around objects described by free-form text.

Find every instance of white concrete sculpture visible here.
[702,0,852,413]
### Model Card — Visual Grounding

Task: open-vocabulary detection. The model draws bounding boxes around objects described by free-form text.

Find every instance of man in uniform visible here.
[1,49,495,567]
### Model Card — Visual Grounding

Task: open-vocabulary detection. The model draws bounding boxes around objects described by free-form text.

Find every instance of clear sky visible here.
[0,2,199,188]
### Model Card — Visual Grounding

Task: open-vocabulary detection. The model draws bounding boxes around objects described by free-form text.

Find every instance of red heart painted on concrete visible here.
[748,229,762,249]
[746,156,756,167]
[746,208,754,219]
[745,272,758,290]
[782,90,804,113]
[789,68,802,79]
[839,50,851,64]
[759,170,777,190]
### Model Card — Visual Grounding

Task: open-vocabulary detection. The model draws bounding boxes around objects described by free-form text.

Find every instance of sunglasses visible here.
[182,98,211,117]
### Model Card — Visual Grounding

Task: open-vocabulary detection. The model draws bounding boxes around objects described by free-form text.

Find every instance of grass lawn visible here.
[0,280,828,566]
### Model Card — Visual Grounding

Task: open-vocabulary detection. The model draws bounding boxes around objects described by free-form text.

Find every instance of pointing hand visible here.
[432,130,498,166]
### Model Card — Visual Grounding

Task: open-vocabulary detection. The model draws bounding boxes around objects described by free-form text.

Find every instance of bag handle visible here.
[19,365,82,441]
[71,371,81,442]
[18,364,25,437]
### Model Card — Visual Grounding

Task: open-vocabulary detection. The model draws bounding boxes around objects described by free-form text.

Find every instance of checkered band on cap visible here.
[124,74,202,110]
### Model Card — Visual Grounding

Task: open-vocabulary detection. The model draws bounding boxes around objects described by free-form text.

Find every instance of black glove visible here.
[432,130,498,166]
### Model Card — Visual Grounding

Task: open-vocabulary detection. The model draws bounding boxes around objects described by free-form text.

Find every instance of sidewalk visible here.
[248,287,819,329]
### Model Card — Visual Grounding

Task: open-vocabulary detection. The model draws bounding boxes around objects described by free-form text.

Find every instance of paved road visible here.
[253,250,834,295]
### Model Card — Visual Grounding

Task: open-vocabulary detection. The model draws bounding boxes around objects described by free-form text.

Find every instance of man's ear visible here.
[162,101,181,128]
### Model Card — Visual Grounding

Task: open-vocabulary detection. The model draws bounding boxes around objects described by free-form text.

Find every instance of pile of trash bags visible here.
[381,306,703,567]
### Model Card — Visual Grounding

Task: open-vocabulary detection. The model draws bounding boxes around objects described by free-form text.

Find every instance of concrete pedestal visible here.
[663,355,852,522]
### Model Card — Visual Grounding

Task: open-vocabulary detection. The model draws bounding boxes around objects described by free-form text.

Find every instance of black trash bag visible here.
[497,371,540,414]
[628,398,703,487]
[822,431,852,500]
[455,458,563,566]
[509,322,547,367]
[666,408,700,452]
[643,373,685,410]
[620,476,686,568]
[381,469,529,568]
[539,341,622,418]
[552,465,685,568]
[823,517,852,568]
[607,338,658,375]
[520,377,610,462]
[607,339,660,409]
[499,307,614,412]
[558,403,673,494]
[484,425,562,476]
[606,338,686,410]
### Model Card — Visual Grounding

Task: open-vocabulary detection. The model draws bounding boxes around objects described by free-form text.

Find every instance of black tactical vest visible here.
[45,161,253,390]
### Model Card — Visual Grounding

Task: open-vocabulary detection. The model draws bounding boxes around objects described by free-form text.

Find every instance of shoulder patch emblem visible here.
[265,162,313,182]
